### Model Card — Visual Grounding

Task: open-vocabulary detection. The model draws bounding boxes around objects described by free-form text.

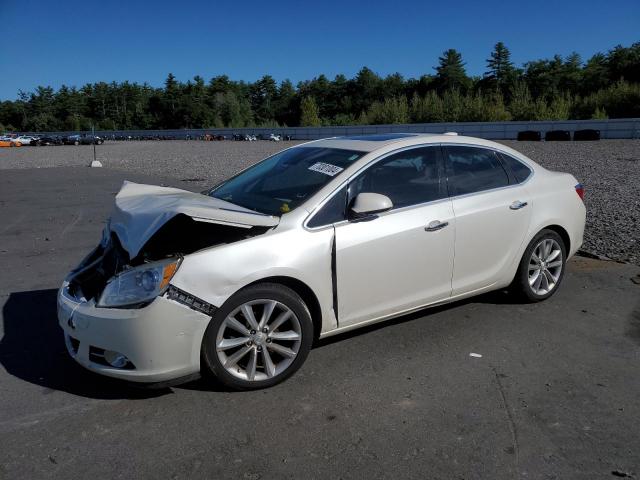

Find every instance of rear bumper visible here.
[568,200,586,259]
[57,285,211,383]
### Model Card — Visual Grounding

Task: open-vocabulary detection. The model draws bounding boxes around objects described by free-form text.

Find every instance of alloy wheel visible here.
[215,299,302,382]
[528,238,563,295]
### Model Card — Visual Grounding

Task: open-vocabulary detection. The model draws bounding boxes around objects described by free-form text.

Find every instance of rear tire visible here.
[511,229,567,302]
[201,283,314,390]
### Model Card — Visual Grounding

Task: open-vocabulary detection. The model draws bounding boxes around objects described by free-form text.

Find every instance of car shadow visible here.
[0,287,522,396]
[314,288,518,348]
[625,299,640,346]
[0,289,169,399]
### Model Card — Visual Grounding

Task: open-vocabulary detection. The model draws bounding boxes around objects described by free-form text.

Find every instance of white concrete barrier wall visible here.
[24,118,640,140]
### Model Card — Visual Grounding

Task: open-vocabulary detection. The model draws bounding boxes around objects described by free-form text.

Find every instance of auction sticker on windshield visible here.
[308,162,344,176]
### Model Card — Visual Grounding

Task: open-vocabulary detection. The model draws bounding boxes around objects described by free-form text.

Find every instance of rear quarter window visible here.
[499,152,533,183]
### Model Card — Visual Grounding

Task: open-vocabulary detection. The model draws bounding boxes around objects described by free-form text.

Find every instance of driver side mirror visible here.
[349,192,393,221]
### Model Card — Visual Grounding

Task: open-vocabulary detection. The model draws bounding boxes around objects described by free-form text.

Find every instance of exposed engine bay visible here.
[66,181,278,303]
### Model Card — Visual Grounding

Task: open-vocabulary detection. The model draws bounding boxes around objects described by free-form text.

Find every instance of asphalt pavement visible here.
[1,166,639,479]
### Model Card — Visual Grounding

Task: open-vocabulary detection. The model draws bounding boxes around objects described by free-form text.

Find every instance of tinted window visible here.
[445,146,509,196]
[349,147,444,209]
[307,186,347,228]
[210,147,365,216]
[499,152,532,183]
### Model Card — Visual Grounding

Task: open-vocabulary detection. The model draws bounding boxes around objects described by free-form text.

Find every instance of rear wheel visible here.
[511,229,566,302]
[201,283,313,390]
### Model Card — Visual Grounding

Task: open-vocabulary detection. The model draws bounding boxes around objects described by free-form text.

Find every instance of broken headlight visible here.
[97,258,181,308]
[100,223,110,247]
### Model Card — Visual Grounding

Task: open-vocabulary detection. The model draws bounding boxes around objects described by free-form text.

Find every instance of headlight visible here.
[97,258,181,308]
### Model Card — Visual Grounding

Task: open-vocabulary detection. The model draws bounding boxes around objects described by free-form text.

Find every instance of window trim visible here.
[303,142,535,231]
[440,143,535,191]
[442,144,513,198]
[303,144,446,231]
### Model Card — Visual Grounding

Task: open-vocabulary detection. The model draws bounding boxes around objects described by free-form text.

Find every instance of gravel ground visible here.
[1,139,638,264]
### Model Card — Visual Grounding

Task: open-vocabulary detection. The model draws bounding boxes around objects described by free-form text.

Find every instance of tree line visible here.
[1,41,639,132]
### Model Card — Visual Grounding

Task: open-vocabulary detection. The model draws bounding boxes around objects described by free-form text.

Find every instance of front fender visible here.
[170,227,336,330]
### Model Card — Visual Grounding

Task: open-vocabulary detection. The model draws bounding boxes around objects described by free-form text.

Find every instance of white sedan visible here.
[14,135,38,145]
[58,133,586,389]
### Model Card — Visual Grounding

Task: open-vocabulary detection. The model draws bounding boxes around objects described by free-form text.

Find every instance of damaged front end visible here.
[65,181,279,309]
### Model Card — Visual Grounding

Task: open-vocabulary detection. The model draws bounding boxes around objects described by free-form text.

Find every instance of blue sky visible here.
[1,0,638,100]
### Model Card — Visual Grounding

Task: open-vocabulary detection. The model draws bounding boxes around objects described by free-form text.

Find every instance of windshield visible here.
[209,146,366,215]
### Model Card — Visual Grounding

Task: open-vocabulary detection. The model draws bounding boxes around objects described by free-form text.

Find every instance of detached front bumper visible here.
[57,284,211,383]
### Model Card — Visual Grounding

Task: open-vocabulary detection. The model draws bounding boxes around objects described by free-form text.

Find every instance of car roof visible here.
[307,132,518,153]
[303,133,534,158]
[307,133,437,152]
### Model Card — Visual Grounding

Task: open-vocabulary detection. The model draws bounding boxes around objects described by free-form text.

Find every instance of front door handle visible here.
[509,200,528,210]
[425,220,449,232]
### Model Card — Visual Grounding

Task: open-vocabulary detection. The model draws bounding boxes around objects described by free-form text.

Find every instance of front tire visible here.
[511,229,567,302]
[201,283,313,390]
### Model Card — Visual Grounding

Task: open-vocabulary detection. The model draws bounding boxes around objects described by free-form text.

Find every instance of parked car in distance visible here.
[233,134,257,141]
[35,135,64,146]
[63,134,82,145]
[0,138,22,147]
[14,135,39,145]
[63,134,104,145]
[58,133,586,390]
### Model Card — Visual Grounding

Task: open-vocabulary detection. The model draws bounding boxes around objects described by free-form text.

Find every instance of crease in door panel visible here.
[331,228,339,327]
[449,198,458,294]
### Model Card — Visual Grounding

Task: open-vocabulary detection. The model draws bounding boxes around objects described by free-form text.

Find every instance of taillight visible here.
[575,183,585,201]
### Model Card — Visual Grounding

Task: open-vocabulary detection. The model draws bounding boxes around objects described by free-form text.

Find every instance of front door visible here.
[334,145,455,327]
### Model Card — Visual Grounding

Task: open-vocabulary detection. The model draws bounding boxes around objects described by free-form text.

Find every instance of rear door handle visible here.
[425,220,449,232]
[509,201,528,210]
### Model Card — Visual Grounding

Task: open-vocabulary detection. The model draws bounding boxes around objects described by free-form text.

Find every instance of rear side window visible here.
[499,152,533,183]
[444,146,509,196]
[349,146,445,209]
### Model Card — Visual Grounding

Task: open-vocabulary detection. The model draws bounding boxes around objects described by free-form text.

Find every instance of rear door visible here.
[443,145,532,295]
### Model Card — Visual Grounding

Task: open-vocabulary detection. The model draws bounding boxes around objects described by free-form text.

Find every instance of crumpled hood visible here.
[109,181,279,258]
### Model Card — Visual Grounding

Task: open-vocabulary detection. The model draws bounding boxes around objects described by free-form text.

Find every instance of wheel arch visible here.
[541,224,571,254]
[506,223,572,289]
[246,276,323,341]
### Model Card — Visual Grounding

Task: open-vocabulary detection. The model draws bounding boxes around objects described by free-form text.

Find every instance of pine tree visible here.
[486,43,514,81]
[485,42,515,91]
[300,96,321,126]
[435,49,471,92]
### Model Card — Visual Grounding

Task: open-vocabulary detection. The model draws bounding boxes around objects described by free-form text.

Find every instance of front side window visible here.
[209,147,365,216]
[444,146,510,196]
[348,146,445,209]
